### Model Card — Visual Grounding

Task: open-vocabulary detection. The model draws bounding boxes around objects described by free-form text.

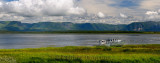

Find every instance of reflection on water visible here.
[0,34,159,49]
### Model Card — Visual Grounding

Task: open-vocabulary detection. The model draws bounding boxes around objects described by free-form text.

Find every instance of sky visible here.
[0,0,160,24]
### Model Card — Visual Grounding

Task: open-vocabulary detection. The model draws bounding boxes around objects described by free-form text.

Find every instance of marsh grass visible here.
[0,44,159,63]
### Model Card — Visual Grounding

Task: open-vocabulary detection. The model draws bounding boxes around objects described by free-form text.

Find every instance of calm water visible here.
[0,34,160,49]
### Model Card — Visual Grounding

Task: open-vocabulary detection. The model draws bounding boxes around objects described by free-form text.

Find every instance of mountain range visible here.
[0,21,160,32]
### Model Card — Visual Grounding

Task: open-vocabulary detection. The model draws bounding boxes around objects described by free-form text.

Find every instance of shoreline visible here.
[0,44,159,49]
[1,44,159,49]
[0,31,160,34]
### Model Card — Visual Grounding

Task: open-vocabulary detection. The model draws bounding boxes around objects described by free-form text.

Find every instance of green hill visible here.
[0,21,160,32]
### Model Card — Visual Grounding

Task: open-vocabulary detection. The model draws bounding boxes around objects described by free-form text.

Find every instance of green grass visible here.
[0,44,160,63]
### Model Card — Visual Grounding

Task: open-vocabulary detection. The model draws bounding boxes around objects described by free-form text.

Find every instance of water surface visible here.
[0,34,159,49]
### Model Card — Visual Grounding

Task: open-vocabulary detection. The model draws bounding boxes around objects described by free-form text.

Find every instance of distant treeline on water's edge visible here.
[0,31,160,34]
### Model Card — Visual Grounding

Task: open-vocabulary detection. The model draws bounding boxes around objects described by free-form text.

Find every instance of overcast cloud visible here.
[0,0,160,24]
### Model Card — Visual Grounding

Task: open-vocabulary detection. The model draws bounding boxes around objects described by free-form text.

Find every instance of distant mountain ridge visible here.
[0,21,160,32]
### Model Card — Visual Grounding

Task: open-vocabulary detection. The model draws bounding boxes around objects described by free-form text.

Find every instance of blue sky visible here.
[113,0,140,7]
[5,0,15,1]
[0,0,160,24]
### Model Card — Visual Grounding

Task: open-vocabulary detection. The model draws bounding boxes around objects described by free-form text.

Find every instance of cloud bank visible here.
[0,0,85,17]
[0,0,160,24]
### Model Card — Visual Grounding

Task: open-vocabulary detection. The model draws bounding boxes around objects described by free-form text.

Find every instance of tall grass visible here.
[0,44,159,63]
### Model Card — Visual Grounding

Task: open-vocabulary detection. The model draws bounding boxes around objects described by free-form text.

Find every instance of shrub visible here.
[123,49,131,52]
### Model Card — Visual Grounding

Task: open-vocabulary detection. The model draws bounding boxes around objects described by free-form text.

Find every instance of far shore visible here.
[0,31,160,34]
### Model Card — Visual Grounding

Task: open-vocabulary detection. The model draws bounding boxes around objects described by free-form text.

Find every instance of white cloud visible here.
[0,13,25,21]
[158,9,160,13]
[145,11,158,15]
[120,13,128,18]
[0,0,160,24]
[97,12,105,18]
[145,11,160,20]
[0,0,85,17]
[78,0,118,16]
[0,1,2,6]
[140,0,160,10]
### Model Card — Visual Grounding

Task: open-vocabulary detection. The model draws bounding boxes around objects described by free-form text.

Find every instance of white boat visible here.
[99,39,122,46]
[99,40,107,45]
[106,39,122,43]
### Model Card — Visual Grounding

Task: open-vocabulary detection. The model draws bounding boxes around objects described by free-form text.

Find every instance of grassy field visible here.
[0,44,160,63]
